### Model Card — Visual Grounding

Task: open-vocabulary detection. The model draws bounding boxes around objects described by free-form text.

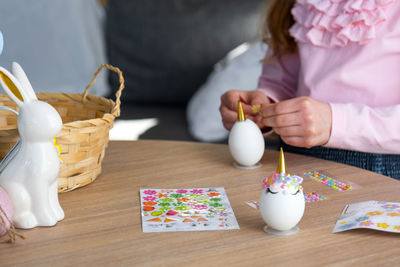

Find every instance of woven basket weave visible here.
[0,64,124,192]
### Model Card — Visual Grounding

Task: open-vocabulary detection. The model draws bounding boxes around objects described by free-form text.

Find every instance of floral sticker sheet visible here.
[332,200,400,233]
[140,188,240,233]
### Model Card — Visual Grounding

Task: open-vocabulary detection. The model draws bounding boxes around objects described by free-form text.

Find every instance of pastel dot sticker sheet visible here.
[304,170,353,191]
[332,200,400,233]
[140,188,240,233]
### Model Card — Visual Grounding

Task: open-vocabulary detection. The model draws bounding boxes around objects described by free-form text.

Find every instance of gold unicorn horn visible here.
[237,101,245,122]
[276,147,286,174]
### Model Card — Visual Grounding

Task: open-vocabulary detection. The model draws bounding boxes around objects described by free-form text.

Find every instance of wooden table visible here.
[1,140,400,266]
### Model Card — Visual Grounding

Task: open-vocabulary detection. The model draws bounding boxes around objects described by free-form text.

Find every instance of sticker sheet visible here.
[304,170,353,191]
[332,200,400,233]
[140,188,240,233]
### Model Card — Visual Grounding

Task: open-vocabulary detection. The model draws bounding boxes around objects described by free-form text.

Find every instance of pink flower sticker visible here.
[359,221,374,227]
[193,204,208,210]
[176,189,188,194]
[143,196,156,201]
[143,190,157,195]
[190,189,204,194]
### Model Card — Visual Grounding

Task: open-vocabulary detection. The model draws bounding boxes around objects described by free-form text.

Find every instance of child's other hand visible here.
[260,96,332,148]
[220,90,270,130]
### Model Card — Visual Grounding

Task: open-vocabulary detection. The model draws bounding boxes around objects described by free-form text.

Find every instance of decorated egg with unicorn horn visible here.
[259,148,305,235]
[228,101,265,169]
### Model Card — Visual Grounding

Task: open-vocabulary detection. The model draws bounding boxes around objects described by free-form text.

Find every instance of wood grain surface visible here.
[1,140,400,266]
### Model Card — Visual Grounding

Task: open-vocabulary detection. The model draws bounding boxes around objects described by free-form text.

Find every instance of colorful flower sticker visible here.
[160,198,174,203]
[143,201,157,206]
[208,192,220,197]
[157,193,168,198]
[387,212,400,217]
[377,223,390,229]
[143,196,156,201]
[339,223,356,230]
[190,189,204,194]
[381,204,400,210]
[393,225,400,231]
[355,216,369,222]
[193,205,208,210]
[359,221,374,227]
[143,190,157,195]
[176,189,188,194]
[160,189,174,193]
[262,173,303,192]
[366,211,384,216]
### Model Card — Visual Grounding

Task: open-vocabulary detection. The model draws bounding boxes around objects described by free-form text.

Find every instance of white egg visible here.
[228,119,265,167]
[259,186,305,232]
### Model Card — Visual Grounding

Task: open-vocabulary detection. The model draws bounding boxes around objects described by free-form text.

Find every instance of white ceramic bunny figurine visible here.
[0,62,64,229]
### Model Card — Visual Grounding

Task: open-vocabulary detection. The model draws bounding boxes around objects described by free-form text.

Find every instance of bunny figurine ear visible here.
[0,31,3,55]
[0,65,34,107]
[12,62,37,101]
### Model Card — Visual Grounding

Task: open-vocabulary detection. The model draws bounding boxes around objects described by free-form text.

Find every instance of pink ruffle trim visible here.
[290,0,394,47]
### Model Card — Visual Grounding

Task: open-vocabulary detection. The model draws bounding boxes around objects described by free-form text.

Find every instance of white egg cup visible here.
[233,161,262,169]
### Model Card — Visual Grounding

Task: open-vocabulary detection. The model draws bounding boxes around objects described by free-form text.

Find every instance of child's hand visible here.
[260,96,332,148]
[220,90,270,130]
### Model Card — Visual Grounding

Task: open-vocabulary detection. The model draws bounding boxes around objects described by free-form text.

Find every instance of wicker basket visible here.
[0,64,125,192]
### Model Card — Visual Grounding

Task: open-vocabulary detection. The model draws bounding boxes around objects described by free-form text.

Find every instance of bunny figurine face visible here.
[0,62,64,229]
[18,101,62,141]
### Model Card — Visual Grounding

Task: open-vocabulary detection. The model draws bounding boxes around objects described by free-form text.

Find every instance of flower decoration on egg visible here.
[262,173,303,195]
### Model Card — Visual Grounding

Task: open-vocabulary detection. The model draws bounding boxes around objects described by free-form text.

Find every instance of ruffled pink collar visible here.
[290,0,395,48]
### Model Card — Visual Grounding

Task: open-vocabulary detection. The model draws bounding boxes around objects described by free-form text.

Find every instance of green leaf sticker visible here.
[170,193,183,198]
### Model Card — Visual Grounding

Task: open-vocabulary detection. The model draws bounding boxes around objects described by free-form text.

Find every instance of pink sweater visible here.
[258,0,400,154]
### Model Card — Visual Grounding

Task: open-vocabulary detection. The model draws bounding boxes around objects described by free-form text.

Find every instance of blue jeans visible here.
[281,143,400,180]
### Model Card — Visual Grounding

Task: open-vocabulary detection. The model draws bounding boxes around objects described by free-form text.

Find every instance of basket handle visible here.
[82,64,125,117]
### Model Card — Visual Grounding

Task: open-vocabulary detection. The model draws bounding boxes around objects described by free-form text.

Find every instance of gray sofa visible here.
[105,0,266,142]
